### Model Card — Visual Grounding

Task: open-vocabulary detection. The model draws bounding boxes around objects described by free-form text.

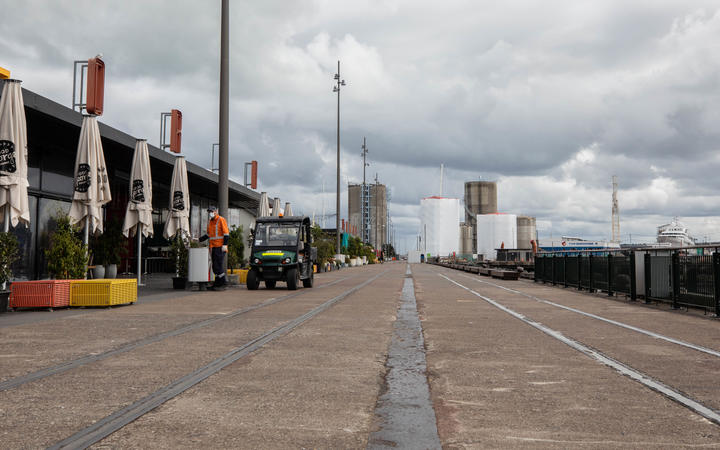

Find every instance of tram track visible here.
[454,272,720,359]
[0,275,351,393]
[49,269,388,449]
[438,273,720,427]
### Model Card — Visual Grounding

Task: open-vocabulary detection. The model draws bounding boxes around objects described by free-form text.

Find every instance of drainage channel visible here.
[368,265,441,449]
[0,276,351,392]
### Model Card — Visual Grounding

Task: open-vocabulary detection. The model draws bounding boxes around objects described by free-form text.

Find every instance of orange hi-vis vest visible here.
[207,215,229,248]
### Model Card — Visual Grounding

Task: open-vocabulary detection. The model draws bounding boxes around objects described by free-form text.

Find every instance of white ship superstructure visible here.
[657,218,695,247]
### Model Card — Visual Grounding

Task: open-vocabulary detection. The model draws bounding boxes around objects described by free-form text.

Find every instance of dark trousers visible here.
[211,246,226,286]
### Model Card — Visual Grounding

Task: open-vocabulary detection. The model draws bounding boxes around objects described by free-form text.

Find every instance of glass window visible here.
[27,148,40,189]
[37,198,72,278]
[41,150,75,196]
[191,203,200,238]
[254,223,300,247]
[10,195,37,280]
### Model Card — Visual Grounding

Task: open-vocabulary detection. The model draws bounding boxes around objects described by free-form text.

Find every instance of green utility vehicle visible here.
[247,216,317,290]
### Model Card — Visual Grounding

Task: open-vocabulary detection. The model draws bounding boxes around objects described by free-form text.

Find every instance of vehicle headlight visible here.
[283,257,291,264]
[253,258,260,264]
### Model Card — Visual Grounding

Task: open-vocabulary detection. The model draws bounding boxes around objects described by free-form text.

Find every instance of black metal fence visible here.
[535,250,720,315]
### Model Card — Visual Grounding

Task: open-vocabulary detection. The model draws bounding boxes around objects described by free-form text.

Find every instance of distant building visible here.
[348,183,387,250]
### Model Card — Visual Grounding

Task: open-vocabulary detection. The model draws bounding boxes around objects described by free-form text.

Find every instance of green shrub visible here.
[311,225,335,265]
[171,236,189,278]
[227,225,245,269]
[0,232,19,286]
[46,215,88,279]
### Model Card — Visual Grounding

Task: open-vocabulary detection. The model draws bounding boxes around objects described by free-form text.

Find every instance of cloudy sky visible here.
[3,0,720,253]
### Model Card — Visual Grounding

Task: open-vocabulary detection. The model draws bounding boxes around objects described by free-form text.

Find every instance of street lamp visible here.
[333,61,346,255]
[361,137,369,243]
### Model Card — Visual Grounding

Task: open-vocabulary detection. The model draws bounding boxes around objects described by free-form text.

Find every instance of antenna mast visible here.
[612,175,620,243]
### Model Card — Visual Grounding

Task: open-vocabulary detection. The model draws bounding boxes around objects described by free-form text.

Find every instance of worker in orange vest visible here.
[199,206,229,290]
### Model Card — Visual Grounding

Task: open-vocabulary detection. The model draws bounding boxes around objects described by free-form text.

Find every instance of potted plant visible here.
[101,219,125,279]
[171,235,188,289]
[46,215,89,280]
[0,232,19,313]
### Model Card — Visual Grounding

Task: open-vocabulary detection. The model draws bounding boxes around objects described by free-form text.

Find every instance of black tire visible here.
[246,270,260,290]
[302,270,314,288]
[287,268,299,290]
[265,280,276,289]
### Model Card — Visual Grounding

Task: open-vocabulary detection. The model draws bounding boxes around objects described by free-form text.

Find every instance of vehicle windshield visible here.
[254,223,300,247]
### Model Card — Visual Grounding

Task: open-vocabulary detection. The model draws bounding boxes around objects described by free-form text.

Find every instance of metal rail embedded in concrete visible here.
[441,273,720,426]
[1,277,350,392]
[49,271,386,449]
[459,273,720,359]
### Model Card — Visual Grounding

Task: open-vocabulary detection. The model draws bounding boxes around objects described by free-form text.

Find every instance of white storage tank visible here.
[476,213,517,261]
[420,196,460,257]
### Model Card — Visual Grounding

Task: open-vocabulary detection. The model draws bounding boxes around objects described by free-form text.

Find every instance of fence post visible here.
[552,255,556,286]
[607,254,614,296]
[564,254,568,288]
[534,257,540,283]
[630,252,637,301]
[644,253,651,304]
[671,252,680,309]
[589,254,594,292]
[713,253,720,317]
[577,254,583,291]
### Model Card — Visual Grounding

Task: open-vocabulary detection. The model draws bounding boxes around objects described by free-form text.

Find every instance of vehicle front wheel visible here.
[247,270,260,290]
[302,271,314,288]
[287,268,299,290]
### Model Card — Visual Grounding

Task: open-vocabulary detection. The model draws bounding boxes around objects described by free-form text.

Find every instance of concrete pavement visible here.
[1,262,719,448]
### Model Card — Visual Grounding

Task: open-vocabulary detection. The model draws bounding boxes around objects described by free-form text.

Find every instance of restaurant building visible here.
[3,84,260,280]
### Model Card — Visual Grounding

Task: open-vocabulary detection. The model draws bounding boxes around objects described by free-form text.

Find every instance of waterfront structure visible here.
[539,236,621,253]
[348,182,387,250]
[516,215,537,249]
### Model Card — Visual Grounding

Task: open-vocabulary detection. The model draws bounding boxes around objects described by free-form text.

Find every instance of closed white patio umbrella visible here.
[258,192,270,217]
[123,139,153,285]
[69,115,112,244]
[272,197,281,217]
[0,79,30,230]
[163,156,190,240]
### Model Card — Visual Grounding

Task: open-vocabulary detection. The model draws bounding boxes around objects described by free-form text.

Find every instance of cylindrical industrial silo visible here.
[476,213,517,261]
[420,196,460,257]
[516,216,537,249]
[464,181,498,254]
[459,223,474,255]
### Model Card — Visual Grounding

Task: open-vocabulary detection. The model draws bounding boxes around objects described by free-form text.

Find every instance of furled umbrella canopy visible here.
[284,202,293,217]
[69,115,112,236]
[163,156,190,239]
[258,192,270,217]
[272,197,281,217]
[122,139,153,238]
[0,79,30,228]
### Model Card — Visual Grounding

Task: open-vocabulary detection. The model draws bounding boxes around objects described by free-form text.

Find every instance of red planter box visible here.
[10,280,74,309]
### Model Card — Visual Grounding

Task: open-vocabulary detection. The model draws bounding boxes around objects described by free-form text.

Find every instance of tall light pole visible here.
[333,61,346,254]
[361,137,369,244]
[218,0,229,220]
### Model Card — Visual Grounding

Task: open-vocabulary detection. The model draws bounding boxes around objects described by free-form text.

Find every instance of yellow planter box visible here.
[70,279,137,307]
[237,269,248,284]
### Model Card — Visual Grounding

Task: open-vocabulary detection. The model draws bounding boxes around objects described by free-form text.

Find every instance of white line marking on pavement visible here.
[439,273,720,426]
[457,273,720,359]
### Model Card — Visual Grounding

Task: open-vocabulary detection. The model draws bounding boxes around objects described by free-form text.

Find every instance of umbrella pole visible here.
[84,210,90,280]
[137,224,143,286]
[2,200,8,291]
